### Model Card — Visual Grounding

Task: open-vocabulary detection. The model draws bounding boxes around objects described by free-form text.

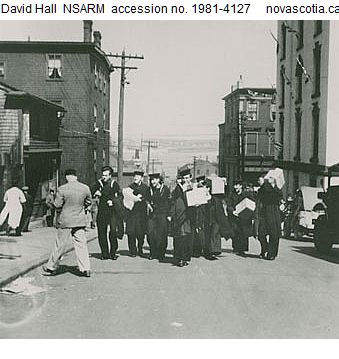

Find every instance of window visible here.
[270,104,276,122]
[314,20,322,36]
[312,42,321,98]
[297,21,304,49]
[197,169,201,175]
[281,22,287,60]
[93,104,97,130]
[94,63,98,88]
[206,169,210,176]
[93,149,97,171]
[278,113,284,160]
[102,149,106,163]
[247,102,258,121]
[239,100,244,113]
[268,132,276,155]
[295,56,304,104]
[294,110,302,161]
[99,70,102,92]
[294,174,299,192]
[103,78,107,95]
[311,104,320,163]
[103,110,107,129]
[245,132,258,155]
[0,61,5,78]
[48,55,62,79]
[280,67,285,108]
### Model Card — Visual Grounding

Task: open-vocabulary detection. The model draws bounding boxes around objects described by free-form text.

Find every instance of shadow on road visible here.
[51,265,84,277]
[283,236,313,243]
[0,253,21,260]
[292,245,339,264]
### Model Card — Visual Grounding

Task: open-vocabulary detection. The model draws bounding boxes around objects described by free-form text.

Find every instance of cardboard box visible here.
[234,198,256,216]
[265,168,285,189]
[186,187,209,207]
[207,176,225,194]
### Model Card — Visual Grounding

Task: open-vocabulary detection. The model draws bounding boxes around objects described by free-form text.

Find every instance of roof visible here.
[222,87,276,101]
[0,41,112,70]
[0,80,64,111]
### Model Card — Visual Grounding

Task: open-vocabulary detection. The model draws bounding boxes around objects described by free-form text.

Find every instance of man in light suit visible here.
[42,169,92,277]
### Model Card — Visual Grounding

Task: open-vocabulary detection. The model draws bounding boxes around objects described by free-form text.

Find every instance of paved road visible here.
[1,236,339,338]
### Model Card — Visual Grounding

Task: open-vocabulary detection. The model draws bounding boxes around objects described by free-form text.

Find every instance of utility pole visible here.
[151,158,162,173]
[141,140,158,174]
[107,50,144,184]
[193,156,197,180]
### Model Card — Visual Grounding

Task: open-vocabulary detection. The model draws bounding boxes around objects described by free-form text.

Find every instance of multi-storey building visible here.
[275,20,339,195]
[178,157,218,180]
[0,81,64,216]
[0,20,112,186]
[219,87,276,185]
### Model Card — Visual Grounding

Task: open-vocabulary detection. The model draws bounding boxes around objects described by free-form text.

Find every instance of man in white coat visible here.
[0,179,26,236]
[42,169,92,277]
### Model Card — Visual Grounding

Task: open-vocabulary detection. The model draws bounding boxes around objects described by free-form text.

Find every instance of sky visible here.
[0,20,277,141]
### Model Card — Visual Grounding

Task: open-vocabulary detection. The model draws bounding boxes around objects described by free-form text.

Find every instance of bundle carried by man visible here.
[264,168,285,189]
[122,187,142,210]
[233,197,256,217]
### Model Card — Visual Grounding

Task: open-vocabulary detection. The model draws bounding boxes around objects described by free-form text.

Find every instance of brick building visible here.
[0,81,64,217]
[275,21,339,195]
[0,21,112,186]
[178,158,218,180]
[219,87,276,185]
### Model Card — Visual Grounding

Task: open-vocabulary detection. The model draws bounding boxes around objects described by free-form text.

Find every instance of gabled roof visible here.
[0,80,64,111]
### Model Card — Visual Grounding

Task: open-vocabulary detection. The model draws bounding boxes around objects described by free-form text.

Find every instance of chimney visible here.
[83,20,93,43]
[93,31,102,48]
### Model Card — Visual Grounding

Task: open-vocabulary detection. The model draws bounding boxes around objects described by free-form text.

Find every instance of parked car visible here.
[294,186,325,240]
[314,163,339,253]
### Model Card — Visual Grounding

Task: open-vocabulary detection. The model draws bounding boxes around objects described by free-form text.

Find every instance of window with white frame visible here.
[245,132,258,155]
[48,55,62,79]
[0,61,5,78]
[94,63,98,88]
[93,104,98,130]
[247,102,258,120]
[270,104,276,122]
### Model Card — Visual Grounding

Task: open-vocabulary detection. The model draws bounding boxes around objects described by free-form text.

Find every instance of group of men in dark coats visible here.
[91,166,284,267]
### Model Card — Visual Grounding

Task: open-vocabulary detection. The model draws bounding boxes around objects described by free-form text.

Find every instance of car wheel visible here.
[314,218,333,254]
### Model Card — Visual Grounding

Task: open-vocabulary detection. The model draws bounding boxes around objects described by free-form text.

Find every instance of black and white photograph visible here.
[0,19,339,341]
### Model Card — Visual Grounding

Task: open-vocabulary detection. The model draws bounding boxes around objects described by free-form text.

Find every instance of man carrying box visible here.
[230,179,255,257]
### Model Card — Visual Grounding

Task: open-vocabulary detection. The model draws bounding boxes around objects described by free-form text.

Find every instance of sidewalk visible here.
[0,226,97,288]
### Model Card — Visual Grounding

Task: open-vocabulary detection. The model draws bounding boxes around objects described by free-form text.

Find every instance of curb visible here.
[0,233,98,288]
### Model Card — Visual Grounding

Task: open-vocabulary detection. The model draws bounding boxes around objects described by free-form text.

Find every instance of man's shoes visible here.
[265,255,276,261]
[183,261,189,266]
[110,254,119,260]
[79,270,91,277]
[158,256,165,262]
[149,256,155,260]
[42,265,58,276]
[129,253,137,257]
[177,260,184,267]
[204,255,218,261]
[101,254,110,260]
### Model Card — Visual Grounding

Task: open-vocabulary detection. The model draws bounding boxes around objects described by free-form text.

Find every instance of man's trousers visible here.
[46,227,90,272]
